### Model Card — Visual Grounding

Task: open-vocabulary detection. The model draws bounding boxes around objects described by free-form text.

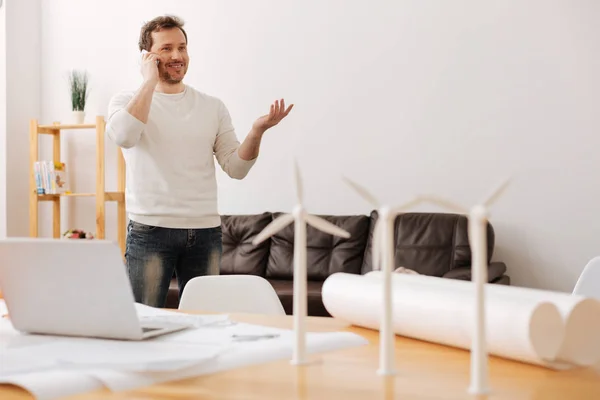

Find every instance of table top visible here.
[2,312,600,400]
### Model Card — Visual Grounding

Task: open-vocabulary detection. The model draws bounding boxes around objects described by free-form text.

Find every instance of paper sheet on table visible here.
[0,330,366,396]
[322,272,576,369]
[82,322,368,392]
[1,299,103,400]
[1,303,228,376]
[0,370,104,400]
[1,337,224,376]
[0,302,368,398]
[364,271,600,367]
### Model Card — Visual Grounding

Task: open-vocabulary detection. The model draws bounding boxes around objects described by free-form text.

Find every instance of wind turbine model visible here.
[253,161,351,365]
[419,178,511,395]
[342,176,423,376]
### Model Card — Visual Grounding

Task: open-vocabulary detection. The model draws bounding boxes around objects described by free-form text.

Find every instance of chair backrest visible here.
[178,275,286,315]
[573,256,600,299]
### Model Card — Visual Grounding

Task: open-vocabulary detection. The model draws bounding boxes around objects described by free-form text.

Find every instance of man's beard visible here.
[160,64,187,84]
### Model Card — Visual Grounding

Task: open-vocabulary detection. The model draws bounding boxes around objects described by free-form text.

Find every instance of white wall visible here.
[0,0,6,238]
[32,0,600,292]
[0,0,40,238]
[6,0,41,238]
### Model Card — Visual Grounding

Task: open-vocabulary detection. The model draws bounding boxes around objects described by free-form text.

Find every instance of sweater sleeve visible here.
[213,100,257,180]
[105,92,146,149]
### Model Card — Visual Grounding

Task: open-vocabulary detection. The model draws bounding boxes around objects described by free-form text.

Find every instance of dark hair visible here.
[138,15,188,51]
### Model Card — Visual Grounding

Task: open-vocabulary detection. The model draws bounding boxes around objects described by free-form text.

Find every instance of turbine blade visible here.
[305,214,351,238]
[389,197,423,215]
[482,177,511,208]
[252,213,294,245]
[419,195,469,214]
[341,176,380,208]
[293,159,303,204]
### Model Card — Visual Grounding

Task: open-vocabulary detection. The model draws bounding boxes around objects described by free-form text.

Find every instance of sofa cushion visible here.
[266,213,370,281]
[220,212,273,276]
[165,278,179,309]
[492,275,510,285]
[361,211,495,276]
[451,213,495,268]
[442,262,507,282]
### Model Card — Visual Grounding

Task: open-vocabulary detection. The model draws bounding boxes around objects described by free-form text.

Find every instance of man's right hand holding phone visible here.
[140,50,160,86]
[125,50,161,124]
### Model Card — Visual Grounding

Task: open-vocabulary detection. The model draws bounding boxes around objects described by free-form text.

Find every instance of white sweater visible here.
[106,85,256,229]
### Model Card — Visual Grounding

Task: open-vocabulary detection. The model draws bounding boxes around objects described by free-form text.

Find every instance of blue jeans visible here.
[125,220,222,308]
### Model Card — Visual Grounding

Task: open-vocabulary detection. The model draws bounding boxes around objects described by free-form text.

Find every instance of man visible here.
[105,15,293,307]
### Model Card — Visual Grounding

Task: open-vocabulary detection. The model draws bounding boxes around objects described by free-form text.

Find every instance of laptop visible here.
[0,238,191,340]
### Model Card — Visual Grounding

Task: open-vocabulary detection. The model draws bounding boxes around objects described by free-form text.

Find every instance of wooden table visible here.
[2,313,600,399]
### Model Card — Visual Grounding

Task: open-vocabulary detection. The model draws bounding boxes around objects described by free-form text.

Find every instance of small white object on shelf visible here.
[252,160,350,365]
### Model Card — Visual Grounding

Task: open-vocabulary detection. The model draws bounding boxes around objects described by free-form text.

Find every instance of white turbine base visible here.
[290,353,323,367]
[290,357,320,366]
[290,359,310,366]
[468,384,491,396]
[376,367,398,376]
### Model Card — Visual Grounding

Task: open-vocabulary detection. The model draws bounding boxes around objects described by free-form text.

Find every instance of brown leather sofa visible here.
[165,211,510,316]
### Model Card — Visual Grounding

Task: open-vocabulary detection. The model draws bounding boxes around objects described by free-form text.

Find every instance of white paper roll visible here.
[365,271,600,367]
[322,273,567,369]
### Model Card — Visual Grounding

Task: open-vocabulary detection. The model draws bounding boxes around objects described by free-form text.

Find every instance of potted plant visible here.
[68,70,89,124]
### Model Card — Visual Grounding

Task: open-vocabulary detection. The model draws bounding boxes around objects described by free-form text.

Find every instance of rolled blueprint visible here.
[322,273,567,368]
[365,271,600,367]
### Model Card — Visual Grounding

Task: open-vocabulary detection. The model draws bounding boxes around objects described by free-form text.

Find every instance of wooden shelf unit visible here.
[29,116,126,255]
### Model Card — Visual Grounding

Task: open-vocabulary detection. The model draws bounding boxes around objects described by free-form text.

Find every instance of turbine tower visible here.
[253,161,351,365]
[343,175,510,392]
[342,176,422,376]
[418,178,511,395]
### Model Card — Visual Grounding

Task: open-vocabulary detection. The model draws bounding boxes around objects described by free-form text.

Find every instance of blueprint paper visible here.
[0,302,368,399]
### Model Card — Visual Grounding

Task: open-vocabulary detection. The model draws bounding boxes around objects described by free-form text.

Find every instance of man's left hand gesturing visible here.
[252,99,294,133]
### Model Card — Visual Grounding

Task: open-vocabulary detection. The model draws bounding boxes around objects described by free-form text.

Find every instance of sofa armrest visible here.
[442,262,507,282]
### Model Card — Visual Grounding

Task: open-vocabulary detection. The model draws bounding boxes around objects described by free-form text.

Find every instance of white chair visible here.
[573,256,600,299]
[178,275,286,315]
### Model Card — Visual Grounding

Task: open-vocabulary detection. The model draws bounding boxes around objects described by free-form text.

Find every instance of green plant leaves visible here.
[68,70,89,111]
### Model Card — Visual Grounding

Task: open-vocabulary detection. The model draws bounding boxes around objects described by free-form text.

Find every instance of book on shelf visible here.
[34,161,70,195]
